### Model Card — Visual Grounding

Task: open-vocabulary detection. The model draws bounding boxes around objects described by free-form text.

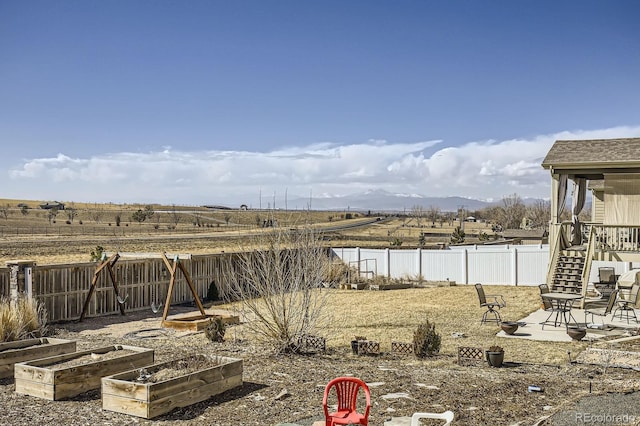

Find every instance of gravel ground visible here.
[2,309,640,425]
[546,392,640,425]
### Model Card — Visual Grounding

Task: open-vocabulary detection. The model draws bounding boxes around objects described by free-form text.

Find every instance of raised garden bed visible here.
[162,313,239,332]
[369,283,413,291]
[391,341,413,354]
[102,354,243,419]
[14,345,154,400]
[0,338,76,379]
[357,340,380,355]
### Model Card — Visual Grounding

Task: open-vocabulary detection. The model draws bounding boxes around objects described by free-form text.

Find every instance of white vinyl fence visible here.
[331,245,550,286]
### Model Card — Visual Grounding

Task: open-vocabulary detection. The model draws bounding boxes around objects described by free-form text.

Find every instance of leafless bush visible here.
[0,296,48,342]
[221,227,333,353]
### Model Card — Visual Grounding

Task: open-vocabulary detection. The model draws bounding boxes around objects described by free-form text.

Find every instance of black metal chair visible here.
[594,267,617,298]
[613,283,640,324]
[539,284,552,310]
[585,289,619,327]
[475,283,506,324]
[539,283,560,328]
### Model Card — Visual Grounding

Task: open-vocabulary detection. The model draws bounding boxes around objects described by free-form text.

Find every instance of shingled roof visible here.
[542,138,640,169]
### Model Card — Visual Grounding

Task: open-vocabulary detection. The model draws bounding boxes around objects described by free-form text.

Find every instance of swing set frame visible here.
[79,251,207,323]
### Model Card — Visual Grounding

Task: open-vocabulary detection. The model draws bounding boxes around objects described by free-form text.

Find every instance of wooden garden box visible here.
[162,313,240,332]
[0,338,76,379]
[102,355,243,419]
[14,345,154,400]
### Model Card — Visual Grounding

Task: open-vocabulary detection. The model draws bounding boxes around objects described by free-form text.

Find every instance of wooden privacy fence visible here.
[0,253,234,323]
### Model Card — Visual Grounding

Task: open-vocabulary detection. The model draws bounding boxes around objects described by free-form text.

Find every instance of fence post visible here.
[416,248,422,279]
[355,247,361,275]
[385,248,390,278]
[5,260,36,306]
[512,246,518,286]
[462,249,468,285]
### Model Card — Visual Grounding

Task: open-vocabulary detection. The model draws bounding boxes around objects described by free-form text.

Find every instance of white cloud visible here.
[6,126,640,206]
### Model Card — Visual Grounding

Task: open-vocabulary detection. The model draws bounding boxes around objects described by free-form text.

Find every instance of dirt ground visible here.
[2,308,640,426]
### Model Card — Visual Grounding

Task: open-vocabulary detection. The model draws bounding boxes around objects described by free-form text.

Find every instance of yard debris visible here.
[380,392,413,401]
[414,383,439,390]
[274,389,291,401]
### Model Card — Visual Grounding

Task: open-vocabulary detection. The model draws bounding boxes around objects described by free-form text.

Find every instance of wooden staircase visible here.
[551,250,586,294]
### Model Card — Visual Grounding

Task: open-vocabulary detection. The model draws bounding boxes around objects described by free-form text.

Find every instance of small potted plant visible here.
[351,336,367,355]
[486,345,504,367]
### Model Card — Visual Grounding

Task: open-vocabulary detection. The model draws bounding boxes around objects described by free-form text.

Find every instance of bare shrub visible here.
[0,296,48,342]
[221,228,333,353]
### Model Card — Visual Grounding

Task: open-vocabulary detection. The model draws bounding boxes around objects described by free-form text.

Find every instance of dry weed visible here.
[0,296,48,342]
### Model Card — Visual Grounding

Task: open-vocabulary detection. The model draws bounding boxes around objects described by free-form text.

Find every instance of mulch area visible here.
[2,310,640,425]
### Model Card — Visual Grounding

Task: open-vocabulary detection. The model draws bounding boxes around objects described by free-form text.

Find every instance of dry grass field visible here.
[0,198,494,265]
[225,285,577,365]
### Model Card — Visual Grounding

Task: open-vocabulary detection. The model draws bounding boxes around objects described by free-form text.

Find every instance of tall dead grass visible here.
[0,296,48,342]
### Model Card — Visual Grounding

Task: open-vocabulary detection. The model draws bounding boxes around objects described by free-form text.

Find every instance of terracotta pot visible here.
[500,321,519,335]
[567,327,586,341]
[486,351,504,367]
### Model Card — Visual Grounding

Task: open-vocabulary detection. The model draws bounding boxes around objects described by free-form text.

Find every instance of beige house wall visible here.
[604,173,640,225]
[592,189,605,223]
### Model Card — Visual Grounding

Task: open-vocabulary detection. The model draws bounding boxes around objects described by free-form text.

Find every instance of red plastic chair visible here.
[323,376,371,426]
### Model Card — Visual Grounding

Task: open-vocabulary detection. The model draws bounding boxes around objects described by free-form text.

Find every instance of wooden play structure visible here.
[80,253,125,321]
[80,251,229,330]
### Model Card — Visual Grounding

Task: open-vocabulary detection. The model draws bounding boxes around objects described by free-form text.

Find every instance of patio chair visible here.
[539,283,560,328]
[594,267,617,298]
[539,284,552,310]
[323,376,371,426]
[475,283,506,324]
[585,289,618,328]
[411,410,455,425]
[613,283,640,324]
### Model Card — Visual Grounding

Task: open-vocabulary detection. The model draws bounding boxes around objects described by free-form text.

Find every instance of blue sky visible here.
[2,1,640,207]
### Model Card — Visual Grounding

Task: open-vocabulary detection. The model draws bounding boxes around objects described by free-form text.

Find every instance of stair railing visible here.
[580,225,597,308]
[546,222,572,287]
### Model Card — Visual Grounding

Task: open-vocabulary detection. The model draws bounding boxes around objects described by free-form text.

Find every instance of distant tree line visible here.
[408,193,589,233]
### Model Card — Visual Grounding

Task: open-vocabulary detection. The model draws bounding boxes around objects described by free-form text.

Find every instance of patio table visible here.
[541,292,583,329]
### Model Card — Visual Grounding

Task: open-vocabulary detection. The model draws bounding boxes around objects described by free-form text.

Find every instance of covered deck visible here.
[542,138,640,306]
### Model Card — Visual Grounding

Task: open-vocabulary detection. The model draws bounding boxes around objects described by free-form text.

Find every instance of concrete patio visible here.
[497,306,640,343]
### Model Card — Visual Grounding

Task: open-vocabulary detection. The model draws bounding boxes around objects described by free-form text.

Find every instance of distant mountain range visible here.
[282,189,530,212]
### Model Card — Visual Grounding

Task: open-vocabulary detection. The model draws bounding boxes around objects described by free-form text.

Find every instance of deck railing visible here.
[590,225,640,252]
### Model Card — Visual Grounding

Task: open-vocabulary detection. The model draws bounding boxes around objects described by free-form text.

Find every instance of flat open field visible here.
[0,198,492,265]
